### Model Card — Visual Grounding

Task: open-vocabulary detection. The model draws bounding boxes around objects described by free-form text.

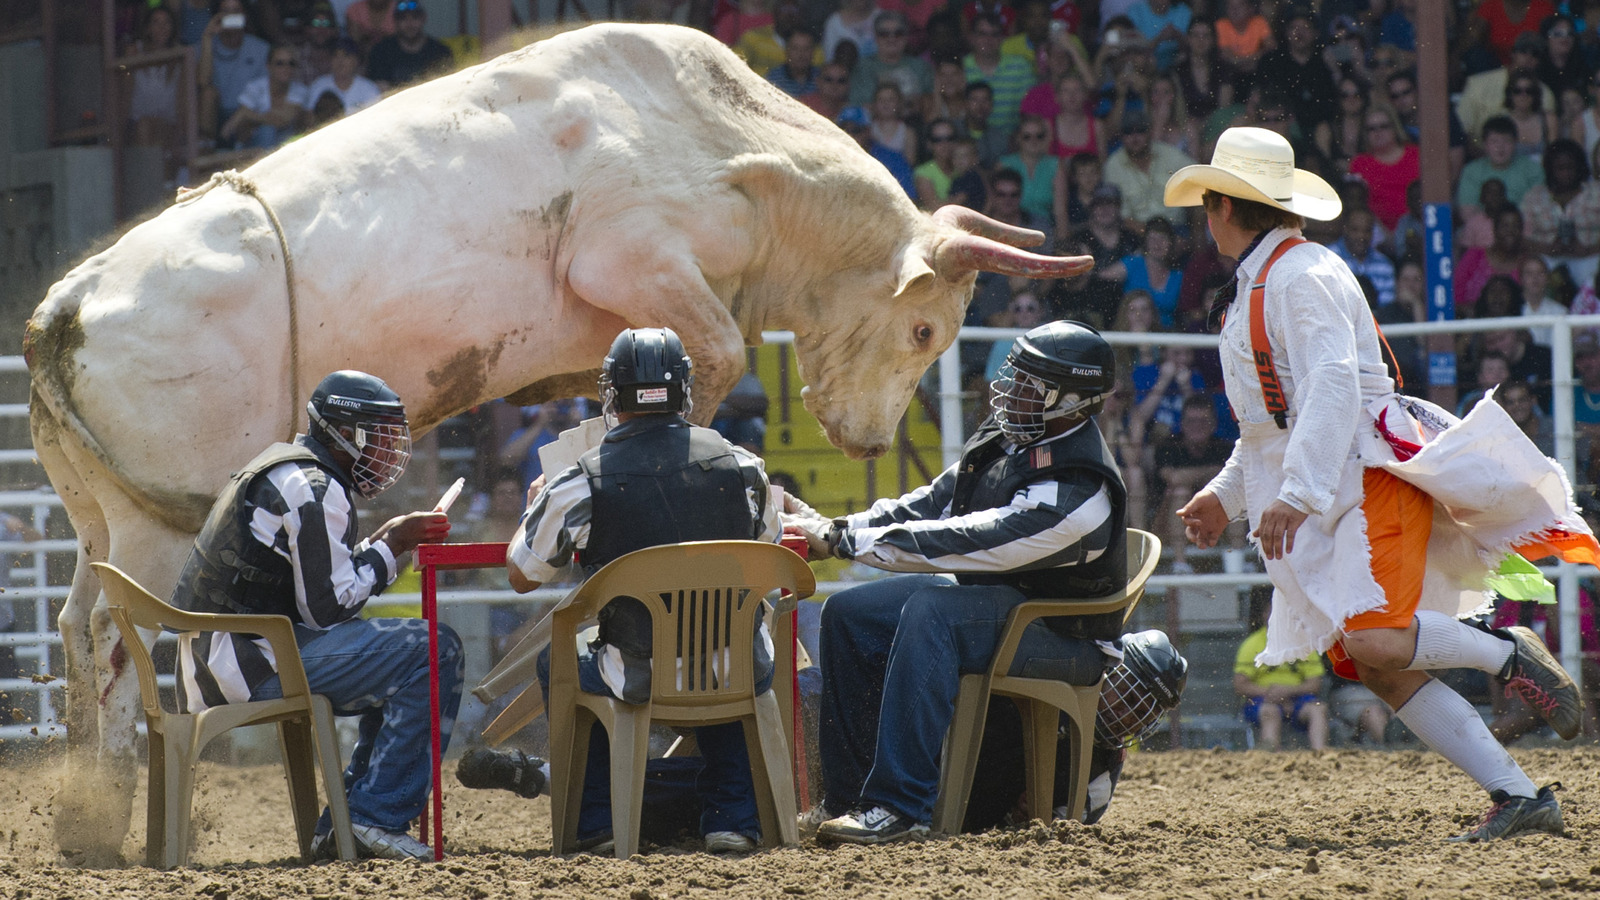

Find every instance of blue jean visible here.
[537,644,769,840]
[819,574,1101,826]
[253,616,463,833]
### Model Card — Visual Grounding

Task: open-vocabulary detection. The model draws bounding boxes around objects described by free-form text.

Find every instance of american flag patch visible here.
[637,387,669,403]
[1030,444,1051,468]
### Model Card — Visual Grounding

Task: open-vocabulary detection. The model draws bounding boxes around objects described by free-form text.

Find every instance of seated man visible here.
[788,321,1133,843]
[461,327,783,854]
[1234,597,1329,751]
[170,370,457,861]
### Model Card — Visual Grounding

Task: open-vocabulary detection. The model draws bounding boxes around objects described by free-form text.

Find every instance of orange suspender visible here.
[1245,238,1406,431]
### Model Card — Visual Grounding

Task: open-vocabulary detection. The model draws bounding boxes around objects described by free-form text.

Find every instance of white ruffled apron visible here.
[1242,390,1589,667]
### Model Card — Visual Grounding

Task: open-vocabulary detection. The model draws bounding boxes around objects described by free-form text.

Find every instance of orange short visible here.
[1326,467,1433,680]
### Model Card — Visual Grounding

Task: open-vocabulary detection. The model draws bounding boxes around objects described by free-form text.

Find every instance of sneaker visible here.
[455,747,547,798]
[704,831,757,853]
[815,806,929,845]
[574,831,615,855]
[1499,626,1583,741]
[350,823,432,860]
[1447,784,1565,842]
[797,805,834,839]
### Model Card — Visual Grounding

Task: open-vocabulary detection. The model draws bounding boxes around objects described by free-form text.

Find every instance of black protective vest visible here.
[951,422,1129,640]
[577,415,756,659]
[171,441,353,619]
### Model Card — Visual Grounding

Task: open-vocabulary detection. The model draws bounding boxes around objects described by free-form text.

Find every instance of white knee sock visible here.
[1395,678,1536,798]
[1404,611,1514,674]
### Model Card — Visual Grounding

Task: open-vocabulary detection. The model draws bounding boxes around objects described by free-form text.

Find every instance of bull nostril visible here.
[861,444,888,460]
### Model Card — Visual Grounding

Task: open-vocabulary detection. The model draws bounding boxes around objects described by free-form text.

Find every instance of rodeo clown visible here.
[1169,127,1598,841]
[171,371,458,861]
[785,321,1184,842]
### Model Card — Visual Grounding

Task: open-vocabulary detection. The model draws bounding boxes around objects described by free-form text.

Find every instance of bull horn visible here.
[930,205,1046,248]
[933,232,1096,279]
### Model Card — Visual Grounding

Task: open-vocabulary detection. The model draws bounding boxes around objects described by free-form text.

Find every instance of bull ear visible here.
[718,153,803,193]
[894,249,936,298]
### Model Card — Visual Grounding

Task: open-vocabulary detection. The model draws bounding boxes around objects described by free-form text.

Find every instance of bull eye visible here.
[914,324,933,346]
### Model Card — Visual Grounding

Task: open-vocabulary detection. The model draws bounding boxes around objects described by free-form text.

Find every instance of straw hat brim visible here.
[1164,164,1343,221]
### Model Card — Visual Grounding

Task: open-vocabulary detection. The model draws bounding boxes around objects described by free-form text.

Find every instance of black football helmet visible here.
[1094,629,1189,749]
[306,370,411,498]
[990,320,1116,443]
[599,327,694,423]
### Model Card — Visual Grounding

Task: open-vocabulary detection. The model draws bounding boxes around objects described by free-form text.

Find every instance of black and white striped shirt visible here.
[179,455,398,711]
[837,424,1117,574]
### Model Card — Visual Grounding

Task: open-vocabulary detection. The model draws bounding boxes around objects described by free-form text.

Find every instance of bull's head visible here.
[795,206,1093,459]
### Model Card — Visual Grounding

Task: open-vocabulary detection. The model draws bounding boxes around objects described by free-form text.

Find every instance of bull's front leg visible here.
[569,235,749,427]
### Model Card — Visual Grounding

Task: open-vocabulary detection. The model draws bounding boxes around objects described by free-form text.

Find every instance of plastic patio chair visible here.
[535,540,816,858]
[931,529,1161,834]
[92,562,355,868]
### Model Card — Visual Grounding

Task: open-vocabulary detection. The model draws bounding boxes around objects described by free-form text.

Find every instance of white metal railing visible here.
[3,314,1598,737]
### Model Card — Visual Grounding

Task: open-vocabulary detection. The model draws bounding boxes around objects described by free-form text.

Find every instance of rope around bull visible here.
[176,170,301,442]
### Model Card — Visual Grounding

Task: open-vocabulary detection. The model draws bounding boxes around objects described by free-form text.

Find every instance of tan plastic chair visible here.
[92,562,355,867]
[534,540,816,858]
[931,529,1161,835]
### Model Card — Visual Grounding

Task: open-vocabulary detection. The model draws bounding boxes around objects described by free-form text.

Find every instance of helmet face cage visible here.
[990,363,1059,443]
[307,403,412,499]
[1094,660,1168,749]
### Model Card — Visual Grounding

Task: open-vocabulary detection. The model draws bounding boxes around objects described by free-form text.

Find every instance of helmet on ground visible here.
[990,320,1116,444]
[306,370,411,498]
[599,327,694,422]
[1094,629,1188,749]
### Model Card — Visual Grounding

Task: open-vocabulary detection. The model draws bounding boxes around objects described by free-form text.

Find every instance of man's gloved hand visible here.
[787,515,843,562]
[778,488,826,523]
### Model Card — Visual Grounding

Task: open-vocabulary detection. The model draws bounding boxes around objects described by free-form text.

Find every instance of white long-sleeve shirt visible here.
[1204,228,1396,519]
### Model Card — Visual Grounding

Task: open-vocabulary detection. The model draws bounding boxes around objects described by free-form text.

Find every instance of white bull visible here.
[25,23,1090,859]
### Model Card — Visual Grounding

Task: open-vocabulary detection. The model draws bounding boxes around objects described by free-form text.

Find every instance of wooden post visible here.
[1416,0,1457,411]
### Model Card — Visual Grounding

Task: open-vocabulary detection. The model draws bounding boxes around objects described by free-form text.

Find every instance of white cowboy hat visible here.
[1163,126,1342,221]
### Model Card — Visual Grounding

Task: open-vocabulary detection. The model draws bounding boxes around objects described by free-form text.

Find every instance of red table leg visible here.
[791,607,808,806]
[423,561,443,861]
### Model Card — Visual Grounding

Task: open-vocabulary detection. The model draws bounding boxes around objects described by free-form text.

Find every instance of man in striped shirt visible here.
[170,370,456,860]
[793,321,1130,844]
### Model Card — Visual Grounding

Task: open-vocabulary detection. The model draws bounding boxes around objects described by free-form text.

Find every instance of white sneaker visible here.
[704,831,757,852]
[815,806,929,844]
[350,823,432,861]
[797,805,833,838]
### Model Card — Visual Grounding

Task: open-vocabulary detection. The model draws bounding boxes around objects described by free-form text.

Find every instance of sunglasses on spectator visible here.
[877,28,906,37]
[271,57,297,66]
[310,17,333,27]
[974,29,1001,38]
[396,0,422,13]
[929,132,955,142]
[820,74,847,83]
[1020,130,1048,140]
[1366,120,1391,131]
[994,189,1021,198]
[1549,27,1574,38]
[1511,85,1537,94]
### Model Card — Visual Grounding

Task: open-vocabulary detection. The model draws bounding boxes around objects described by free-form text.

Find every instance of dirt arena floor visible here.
[4,746,1597,899]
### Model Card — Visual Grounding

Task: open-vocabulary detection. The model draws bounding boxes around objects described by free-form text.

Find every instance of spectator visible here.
[1234,595,1330,752]
[1102,107,1197,230]
[998,115,1060,226]
[1331,206,1396,307]
[1374,0,1420,73]
[1145,72,1195,156]
[822,0,881,63]
[308,37,381,114]
[1578,72,1600,161]
[867,82,917,163]
[1538,13,1592,99]
[1476,273,1524,323]
[1457,207,1528,315]
[1321,14,1373,87]
[1132,341,1208,444]
[742,2,820,78]
[1383,68,1466,179]
[1215,0,1275,76]
[1496,379,1555,455]
[198,0,271,142]
[1257,9,1339,136]
[1321,73,1368,173]
[958,0,1016,38]
[711,370,770,454]
[1483,326,1555,412]
[1007,0,1090,82]
[1468,0,1559,69]
[365,0,453,90]
[220,42,308,149]
[1096,378,1149,529]
[1459,116,1547,216]
[1328,667,1392,745]
[1126,0,1190,73]
[964,13,1034,139]
[1175,18,1235,129]
[1048,74,1104,160]
[838,106,915,196]
[802,62,851,121]
[308,87,345,127]
[1459,32,1554,142]
[879,0,943,54]
[1348,103,1418,232]
[1458,350,1512,415]
[1020,36,1094,122]
[1505,69,1558,161]
[178,0,213,45]
[714,0,772,48]
[1572,334,1600,443]
[295,2,341,83]
[983,288,1049,381]
[345,0,397,53]
[849,12,934,107]
[948,137,986,209]
[1073,183,1140,323]
[497,400,586,491]
[1519,255,1566,345]
[925,58,969,123]
[1176,225,1238,331]
[765,27,819,96]
[1052,150,1103,230]
[1102,20,1160,133]
[913,118,959,209]
[127,3,183,171]
[1153,393,1231,569]
[1378,256,1428,388]
[1520,138,1600,291]
[962,81,1011,167]
[1109,215,1184,328]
